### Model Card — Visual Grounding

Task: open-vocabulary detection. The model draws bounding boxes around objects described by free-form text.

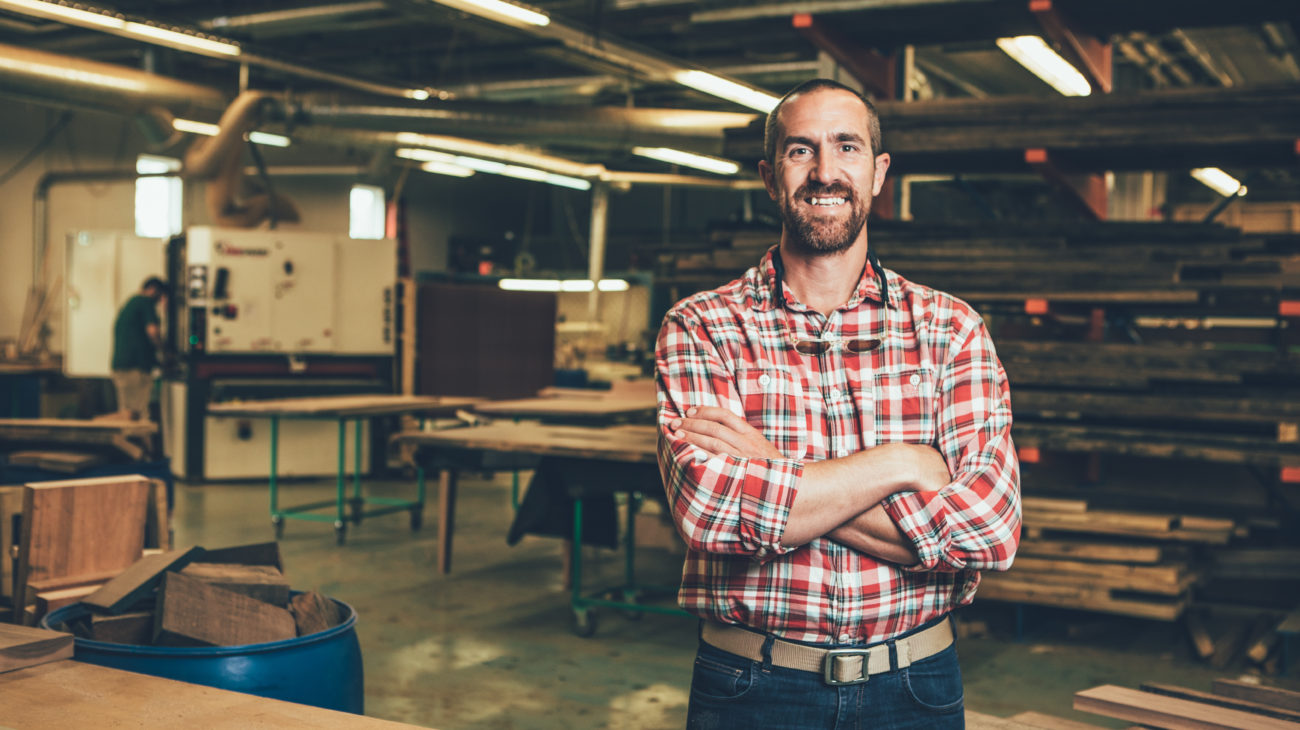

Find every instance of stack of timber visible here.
[43,542,345,646]
[1074,679,1300,728]
[978,496,1219,621]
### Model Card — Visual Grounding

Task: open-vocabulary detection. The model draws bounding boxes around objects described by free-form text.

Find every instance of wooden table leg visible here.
[437,469,458,574]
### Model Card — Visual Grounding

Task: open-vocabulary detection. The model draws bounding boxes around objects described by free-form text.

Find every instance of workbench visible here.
[471,390,656,423]
[0,659,427,729]
[395,422,687,635]
[0,417,157,461]
[207,394,479,544]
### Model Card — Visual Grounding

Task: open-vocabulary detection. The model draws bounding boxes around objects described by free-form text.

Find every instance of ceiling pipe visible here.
[201,2,387,34]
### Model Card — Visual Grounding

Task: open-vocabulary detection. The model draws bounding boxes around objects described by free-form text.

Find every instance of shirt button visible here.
[836,448,849,458]
[828,388,841,400]
[758,373,771,387]
[909,373,921,386]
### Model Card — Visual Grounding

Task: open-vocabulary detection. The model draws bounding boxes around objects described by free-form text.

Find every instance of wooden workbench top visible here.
[0,660,430,729]
[206,394,481,418]
[396,422,659,463]
[0,418,156,436]
[472,394,656,419]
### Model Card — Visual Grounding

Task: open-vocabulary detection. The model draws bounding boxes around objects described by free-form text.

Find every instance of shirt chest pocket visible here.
[734,367,807,459]
[860,366,937,446]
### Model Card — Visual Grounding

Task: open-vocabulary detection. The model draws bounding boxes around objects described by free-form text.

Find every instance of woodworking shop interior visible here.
[2,0,1300,728]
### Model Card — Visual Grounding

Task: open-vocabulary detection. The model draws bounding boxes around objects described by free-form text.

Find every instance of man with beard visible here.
[655,79,1020,729]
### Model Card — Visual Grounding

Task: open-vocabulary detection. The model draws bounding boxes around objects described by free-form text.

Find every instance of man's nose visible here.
[809,152,838,185]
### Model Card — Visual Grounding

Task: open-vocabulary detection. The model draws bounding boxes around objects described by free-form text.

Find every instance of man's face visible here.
[759,88,890,256]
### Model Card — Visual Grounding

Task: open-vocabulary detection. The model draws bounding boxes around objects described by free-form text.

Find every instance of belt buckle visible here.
[822,647,873,686]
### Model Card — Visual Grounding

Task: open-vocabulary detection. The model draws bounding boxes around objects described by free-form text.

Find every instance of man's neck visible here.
[777,239,869,316]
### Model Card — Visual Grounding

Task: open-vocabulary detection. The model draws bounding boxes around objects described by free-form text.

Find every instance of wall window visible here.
[350,184,386,239]
[135,155,183,238]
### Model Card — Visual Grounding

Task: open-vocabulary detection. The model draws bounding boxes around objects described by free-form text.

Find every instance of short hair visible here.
[142,276,170,297]
[763,79,883,164]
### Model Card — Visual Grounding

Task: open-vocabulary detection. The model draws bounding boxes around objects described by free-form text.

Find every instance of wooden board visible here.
[0,624,73,673]
[207,394,481,419]
[16,475,151,620]
[195,541,283,571]
[0,419,155,460]
[179,563,289,606]
[83,546,204,615]
[6,450,106,473]
[288,591,343,636]
[1006,557,1192,595]
[1074,684,1300,729]
[1211,679,1300,713]
[472,394,656,420]
[0,660,426,728]
[1140,683,1300,722]
[1017,538,1167,564]
[978,575,1187,621]
[155,571,296,647]
[396,422,659,464]
[91,611,154,645]
[1021,496,1088,513]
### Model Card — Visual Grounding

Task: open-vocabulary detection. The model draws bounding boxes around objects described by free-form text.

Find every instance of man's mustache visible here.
[793,183,855,201]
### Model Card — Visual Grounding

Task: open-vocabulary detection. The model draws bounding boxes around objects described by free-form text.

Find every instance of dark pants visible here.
[686,619,965,730]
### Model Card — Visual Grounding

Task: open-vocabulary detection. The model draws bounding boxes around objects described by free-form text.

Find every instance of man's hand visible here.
[869,443,952,493]
[669,406,784,459]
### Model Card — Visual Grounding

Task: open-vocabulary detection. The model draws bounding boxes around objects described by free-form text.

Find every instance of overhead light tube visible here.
[632,147,740,175]
[1191,168,1247,197]
[123,21,241,56]
[498,278,629,292]
[672,70,779,112]
[173,118,291,147]
[0,0,123,28]
[428,0,549,28]
[996,35,1090,96]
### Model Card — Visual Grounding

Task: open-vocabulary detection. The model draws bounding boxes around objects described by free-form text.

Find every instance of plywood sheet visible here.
[0,624,73,673]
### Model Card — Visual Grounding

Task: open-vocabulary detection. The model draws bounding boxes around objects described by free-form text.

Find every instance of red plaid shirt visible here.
[655,246,1020,644]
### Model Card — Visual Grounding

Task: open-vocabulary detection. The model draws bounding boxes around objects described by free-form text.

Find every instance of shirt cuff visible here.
[883,490,958,572]
[738,456,802,561]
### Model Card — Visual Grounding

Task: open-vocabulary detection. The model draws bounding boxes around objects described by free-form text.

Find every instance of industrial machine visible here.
[167,226,397,480]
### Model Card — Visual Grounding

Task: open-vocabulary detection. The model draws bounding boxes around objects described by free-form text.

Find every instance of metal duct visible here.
[0,41,226,116]
[286,97,757,154]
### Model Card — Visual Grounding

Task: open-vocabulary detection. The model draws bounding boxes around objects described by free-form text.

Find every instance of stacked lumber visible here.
[46,542,345,647]
[1075,679,1300,728]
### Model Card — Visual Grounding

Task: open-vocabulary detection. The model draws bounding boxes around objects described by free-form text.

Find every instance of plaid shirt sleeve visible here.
[655,307,803,561]
[882,313,1021,573]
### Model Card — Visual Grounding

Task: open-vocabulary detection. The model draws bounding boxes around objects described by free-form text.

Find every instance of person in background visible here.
[655,78,1021,729]
[110,276,168,421]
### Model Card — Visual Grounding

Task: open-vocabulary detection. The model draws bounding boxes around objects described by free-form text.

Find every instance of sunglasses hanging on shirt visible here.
[772,248,888,357]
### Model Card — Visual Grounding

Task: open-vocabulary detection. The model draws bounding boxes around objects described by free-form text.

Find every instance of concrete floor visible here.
[172,472,1300,730]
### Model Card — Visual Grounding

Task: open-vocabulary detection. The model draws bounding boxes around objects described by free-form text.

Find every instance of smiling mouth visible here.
[805,196,847,207]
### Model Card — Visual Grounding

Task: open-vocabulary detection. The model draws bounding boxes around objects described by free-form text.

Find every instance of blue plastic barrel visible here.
[42,594,363,714]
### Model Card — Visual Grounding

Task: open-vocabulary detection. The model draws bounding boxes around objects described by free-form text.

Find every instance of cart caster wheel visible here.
[409,507,423,531]
[334,521,347,545]
[272,516,285,539]
[572,609,597,637]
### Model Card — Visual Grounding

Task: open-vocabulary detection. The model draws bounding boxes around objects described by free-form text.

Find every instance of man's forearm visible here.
[828,504,918,565]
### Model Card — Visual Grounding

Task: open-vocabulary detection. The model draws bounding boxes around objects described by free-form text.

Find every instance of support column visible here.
[586,182,610,340]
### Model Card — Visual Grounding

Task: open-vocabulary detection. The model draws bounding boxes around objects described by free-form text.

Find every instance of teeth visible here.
[809,197,846,206]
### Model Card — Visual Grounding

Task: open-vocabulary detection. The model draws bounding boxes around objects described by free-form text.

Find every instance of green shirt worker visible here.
[110,277,168,420]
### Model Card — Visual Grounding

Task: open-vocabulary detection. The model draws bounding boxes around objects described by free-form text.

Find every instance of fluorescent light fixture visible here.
[1191,168,1247,197]
[671,70,779,112]
[0,54,150,92]
[396,147,591,190]
[124,21,241,56]
[406,88,431,101]
[996,36,1090,96]
[632,147,740,175]
[420,160,475,177]
[173,118,291,147]
[429,0,549,27]
[393,132,603,178]
[498,278,629,292]
[0,0,124,28]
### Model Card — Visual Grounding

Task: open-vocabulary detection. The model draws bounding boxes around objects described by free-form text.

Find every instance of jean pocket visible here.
[690,647,757,701]
[900,645,964,713]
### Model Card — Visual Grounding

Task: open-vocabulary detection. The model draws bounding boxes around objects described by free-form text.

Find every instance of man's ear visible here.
[758,159,778,201]
[871,153,891,196]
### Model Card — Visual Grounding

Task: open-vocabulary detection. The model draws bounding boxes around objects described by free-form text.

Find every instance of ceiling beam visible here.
[791,13,896,99]
[1029,0,1112,94]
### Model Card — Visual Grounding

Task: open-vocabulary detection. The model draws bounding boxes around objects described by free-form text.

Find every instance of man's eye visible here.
[841,144,858,153]
[789,147,809,157]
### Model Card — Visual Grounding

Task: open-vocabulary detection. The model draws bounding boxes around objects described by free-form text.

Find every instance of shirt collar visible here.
[756,245,897,312]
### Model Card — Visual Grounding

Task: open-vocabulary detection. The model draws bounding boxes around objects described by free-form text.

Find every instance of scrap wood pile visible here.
[1075,678,1300,728]
[45,542,345,647]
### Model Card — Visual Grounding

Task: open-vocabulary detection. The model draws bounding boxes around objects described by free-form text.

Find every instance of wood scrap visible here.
[35,584,101,615]
[82,547,203,615]
[179,563,289,606]
[5,450,105,473]
[1007,557,1191,595]
[90,612,154,646]
[1074,684,1299,729]
[1245,615,1282,664]
[1021,496,1088,513]
[195,541,282,572]
[0,624,73,673]
[154,571,295,647]
[1139,682,1300,723]
[1017,538,1166,564]
[1211,679,1300,713]
[288,591,343,636]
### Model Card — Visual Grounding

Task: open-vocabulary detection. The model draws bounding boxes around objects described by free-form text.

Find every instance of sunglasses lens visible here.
[794,340,826,355]
[846,339,881,353]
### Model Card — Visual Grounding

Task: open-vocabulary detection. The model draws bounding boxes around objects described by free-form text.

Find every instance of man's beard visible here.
[780,182,871,255]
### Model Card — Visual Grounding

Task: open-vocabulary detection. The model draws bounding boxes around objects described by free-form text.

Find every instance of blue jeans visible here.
[686,619,965,730]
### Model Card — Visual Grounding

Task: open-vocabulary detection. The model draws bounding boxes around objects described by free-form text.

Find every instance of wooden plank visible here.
[1007,711,1109,729]
[179,563,289,606]
[1021,496,1088,513]
[1074,684,1300,729]
[207,394,480,419]
[83,546,204,615]
[1139,683,1300,722]
[195,541,283,571]
[16,475,151,621]
[397,422,659,464]
[288,591,343,636]
[978,575,1187,620]
[1007,557,1190,594]
[35,584,101,615]
[1018,538,1166,564]
[154,571,296,647]
[0,660,426,728]
[144,478,170,551]
[1211,680,1300,713]
[6,450,105,473]
[90,612,154,645]
[0,624,73,673]
[1024,508,1178,533]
